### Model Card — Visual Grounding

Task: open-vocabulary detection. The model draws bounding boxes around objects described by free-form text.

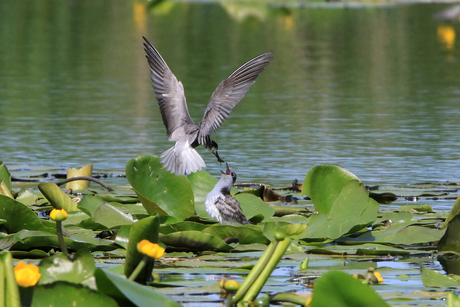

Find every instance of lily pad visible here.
[0,164,12,192]
[310,270,388,306]
[159,230,232,252]
[203,224,269,244]
[66,164,93,191]
[95,268,181,307]
[126,155,194,220]
[438,214,460,253]
[420,264,460,287]
[303,179,380,240]
[19,281,118,307]
[39,249,95,285]
[234,193,276,221]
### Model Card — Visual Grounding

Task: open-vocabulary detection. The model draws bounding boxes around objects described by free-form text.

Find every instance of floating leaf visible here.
[95,268,181,307]
[234,193,275,221]
[126,155,194,220]
[78,195,105,217]
[66,164,93,190]
[187,170,219,217]
[159,221,209,235]
[38,182,79,212]
[20,281,118,307]
[39,250,95,285]
[92,202,135,228]
[310,270,388,306]
[0,195,52,233]
[303,179,380,240]
[160,230,232,252]
[420,263,460,287]
[203,224,269,244]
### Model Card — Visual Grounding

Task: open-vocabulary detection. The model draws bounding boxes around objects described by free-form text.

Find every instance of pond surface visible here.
[1,0,460,189]
[1,1,460,305]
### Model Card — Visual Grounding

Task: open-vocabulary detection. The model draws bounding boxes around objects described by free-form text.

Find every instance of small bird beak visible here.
[225,163,231,175]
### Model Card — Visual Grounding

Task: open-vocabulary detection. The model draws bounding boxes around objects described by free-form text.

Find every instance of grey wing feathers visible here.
[143,37,195,140]
[215,196,251,224]
[198,51,274,144]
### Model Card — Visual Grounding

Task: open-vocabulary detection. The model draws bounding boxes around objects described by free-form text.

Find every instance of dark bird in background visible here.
[205,164,251,225]
[143,37,274,176]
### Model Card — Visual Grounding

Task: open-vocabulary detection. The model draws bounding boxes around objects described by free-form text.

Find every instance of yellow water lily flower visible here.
[137,240,165,259]
[14,261,41,287]
[50,208,68,221]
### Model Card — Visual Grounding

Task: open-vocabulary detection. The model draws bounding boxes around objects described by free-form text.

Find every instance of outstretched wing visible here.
[197,51,274,144]
[143,37,196,141]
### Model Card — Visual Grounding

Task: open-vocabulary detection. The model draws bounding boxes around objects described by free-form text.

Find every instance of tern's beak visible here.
[225,163,231,175]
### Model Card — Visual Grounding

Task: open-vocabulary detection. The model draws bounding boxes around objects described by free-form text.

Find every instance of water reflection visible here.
[0,0,459,189]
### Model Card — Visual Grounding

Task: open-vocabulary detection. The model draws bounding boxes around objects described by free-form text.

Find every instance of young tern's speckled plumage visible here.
[143,37,274,176]
[205,164,251,225]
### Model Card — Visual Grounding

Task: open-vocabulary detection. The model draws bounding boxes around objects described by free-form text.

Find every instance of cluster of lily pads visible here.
[1,155,460,306]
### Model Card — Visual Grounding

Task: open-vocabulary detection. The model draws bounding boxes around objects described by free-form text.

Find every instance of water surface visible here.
[1,0,459,189]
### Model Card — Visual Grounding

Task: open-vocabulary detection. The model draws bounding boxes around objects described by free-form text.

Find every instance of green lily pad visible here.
[203,224,269,244]
[95,268,181,307]
[420,263,460,287]
[234,193,276,221]
[303,178,380,240]
[444,195,460,229]
[78,195,105,217]
[19,281,118,307]
[160,221,209,235]
[187,170,219,217]
[310,270,388,306]
[0,195,52,233]
[160,230,232,252]
[126,155,194,220]
[38,182,79,212]
[39,249,95,285]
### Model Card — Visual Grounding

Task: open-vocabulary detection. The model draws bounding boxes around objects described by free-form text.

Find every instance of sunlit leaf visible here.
[38,182,79,212]
[126,155,194,220]
[310,270,388,307]
[39,250,95,285]
[95,268,181,307]
[66,164,93,190]
[115,225,131,249]
[0,180,13,198]
[302,165,359,214]
[78,195,104,217]
[92,202,135,228]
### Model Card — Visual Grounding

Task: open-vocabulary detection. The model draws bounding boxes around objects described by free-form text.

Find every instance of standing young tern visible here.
[205,164,251,225]
[143,37,274,176]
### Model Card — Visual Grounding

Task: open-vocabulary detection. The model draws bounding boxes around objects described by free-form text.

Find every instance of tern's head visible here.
[221,163,237,184]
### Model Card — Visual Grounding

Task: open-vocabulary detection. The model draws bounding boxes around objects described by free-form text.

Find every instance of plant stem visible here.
[56,221,70,258]
[242,238,291,303]
[128,255,150,281]
[56,176,114,191]
[2,253,20,307]
[232,240,278,304]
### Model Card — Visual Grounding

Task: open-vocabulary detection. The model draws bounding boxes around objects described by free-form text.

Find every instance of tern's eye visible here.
[231,172,237,182]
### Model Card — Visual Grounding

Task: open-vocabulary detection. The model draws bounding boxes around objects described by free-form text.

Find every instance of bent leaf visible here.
[420,264,460,287]
[38,182,79,212]
[126,155,194,220]
[66,164,93,191]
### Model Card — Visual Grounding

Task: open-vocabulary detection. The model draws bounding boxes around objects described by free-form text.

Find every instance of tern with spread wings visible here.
[143,37,273,176]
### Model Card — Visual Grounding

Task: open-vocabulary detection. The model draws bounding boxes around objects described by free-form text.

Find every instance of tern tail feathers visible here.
[160,141,205,176]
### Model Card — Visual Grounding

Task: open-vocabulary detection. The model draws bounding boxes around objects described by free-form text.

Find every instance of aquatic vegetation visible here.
[0,158,459,305]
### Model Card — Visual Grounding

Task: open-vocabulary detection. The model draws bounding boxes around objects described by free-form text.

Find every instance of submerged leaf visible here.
[126,155,194,220]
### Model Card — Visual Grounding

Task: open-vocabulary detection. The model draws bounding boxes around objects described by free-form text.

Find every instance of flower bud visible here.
[14,261,41,287]
[137,239,165,259]
[50,209,68,221]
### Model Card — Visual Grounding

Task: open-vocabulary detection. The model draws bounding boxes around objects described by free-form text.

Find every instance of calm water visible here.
[1,0,459,187]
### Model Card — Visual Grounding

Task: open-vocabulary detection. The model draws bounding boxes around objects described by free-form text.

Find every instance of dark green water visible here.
[1,0,459,187]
